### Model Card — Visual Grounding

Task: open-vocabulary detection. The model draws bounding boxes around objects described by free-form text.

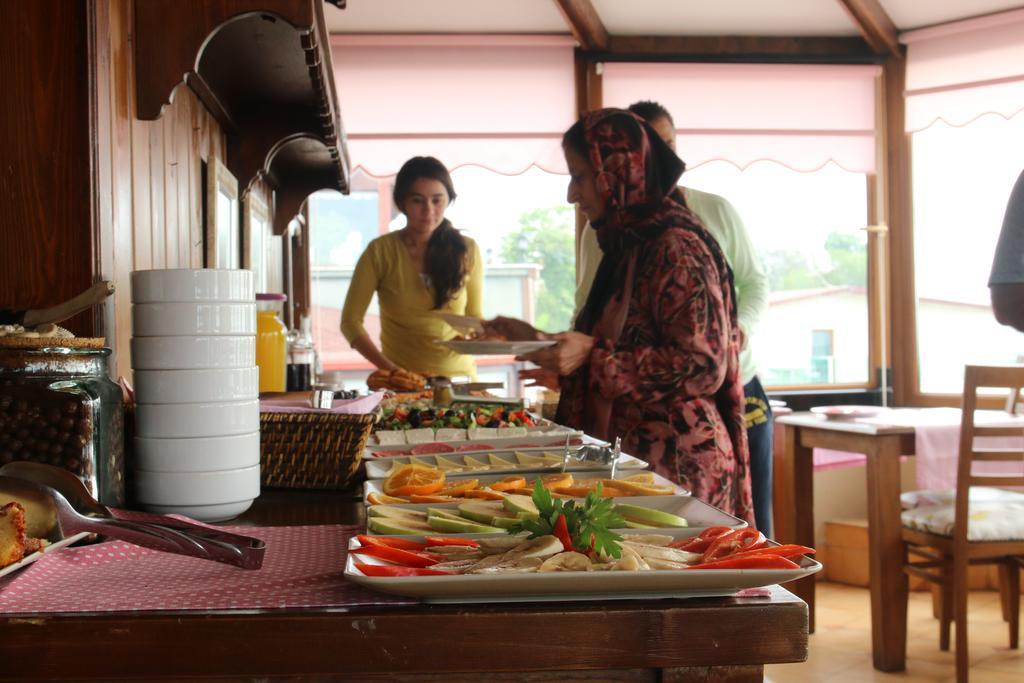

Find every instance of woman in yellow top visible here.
[341,156,483,379]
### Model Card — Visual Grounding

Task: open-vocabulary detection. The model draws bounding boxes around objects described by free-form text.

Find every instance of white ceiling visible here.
[326,0,1024,37]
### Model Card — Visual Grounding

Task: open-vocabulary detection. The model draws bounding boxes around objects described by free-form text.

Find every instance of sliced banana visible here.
[504,535,564,560]
[425,545,483,559]
[613,545,649,571]
[475,536,526,555]
[538,551,593,572]
[469,556,543,574]
[621,534,675,547]
[430,559,481,573]
[621,541,701,564]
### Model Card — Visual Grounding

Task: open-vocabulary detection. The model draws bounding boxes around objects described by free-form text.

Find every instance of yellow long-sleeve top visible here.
[340,231,483,379]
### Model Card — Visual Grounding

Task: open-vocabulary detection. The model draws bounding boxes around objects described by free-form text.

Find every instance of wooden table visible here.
[1,490,810,681]
[774,412,915,673]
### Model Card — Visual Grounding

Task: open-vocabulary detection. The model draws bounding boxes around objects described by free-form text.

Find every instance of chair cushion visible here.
[900,487,1024,510]
[901,501,1024,541]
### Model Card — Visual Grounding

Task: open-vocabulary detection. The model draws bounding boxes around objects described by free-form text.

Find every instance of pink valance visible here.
[902,9,1024,132]
[601,62,880,174]
[331,35,576,176]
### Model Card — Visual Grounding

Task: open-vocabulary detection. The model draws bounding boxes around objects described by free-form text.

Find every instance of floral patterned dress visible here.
[556,109,754,524]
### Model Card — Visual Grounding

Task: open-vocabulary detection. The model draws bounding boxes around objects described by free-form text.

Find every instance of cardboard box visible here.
[823,518,1010,591]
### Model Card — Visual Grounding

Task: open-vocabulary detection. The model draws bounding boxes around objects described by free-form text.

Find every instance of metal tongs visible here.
[0,462,265,569]
[561,435,622,478]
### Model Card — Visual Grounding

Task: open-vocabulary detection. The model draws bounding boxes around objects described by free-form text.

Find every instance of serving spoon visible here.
[0,462,265,569]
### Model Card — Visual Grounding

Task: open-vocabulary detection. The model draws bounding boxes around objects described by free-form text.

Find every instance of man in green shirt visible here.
[574,101,774,535]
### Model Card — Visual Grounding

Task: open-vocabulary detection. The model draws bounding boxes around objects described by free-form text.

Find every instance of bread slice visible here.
[0,502,27,568]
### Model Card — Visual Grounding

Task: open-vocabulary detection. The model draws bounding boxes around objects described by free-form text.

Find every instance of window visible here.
[684,161,869,387]
[810,329,835,383]
[911,113,1024,394]
[307,167,573,392]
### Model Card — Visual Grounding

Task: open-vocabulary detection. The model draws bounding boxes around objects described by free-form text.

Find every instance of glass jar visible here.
[0,347,125,506]
[255,293,287,393]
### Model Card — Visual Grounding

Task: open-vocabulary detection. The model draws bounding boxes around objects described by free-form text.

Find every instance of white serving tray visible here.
[367,425,584,449]
[363,469,683,505]
[365,494,743,537]
[344,536,821,602]
[363,447,646,480]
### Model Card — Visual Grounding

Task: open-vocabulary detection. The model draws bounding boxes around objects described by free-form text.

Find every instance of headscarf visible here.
[558,109,737,440]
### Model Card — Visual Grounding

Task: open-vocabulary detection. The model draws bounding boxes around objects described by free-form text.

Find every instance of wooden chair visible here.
[901,365,1024,683]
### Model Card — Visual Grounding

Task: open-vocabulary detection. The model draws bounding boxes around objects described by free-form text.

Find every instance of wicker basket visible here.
[259,411,378,490]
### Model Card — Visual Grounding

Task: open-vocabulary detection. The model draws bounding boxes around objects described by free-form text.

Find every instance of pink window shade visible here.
[602,62,880,174]
[331,35,576,177]
[903,9,1024,133]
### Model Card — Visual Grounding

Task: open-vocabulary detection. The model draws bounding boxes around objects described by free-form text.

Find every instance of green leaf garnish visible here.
[508,480,624,558]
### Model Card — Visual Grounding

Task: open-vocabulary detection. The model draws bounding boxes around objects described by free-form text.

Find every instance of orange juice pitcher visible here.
[255,293,287,392]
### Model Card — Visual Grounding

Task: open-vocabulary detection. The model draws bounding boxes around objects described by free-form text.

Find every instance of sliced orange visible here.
[538,472,573,491]
[383,463,445,496]
[436,479,480,497]
[366,491,410,505]
[489,475,527,492]
[508,487,537,496]
[408,494,463,504]
[560,485,627,498]
[462,488,507,500]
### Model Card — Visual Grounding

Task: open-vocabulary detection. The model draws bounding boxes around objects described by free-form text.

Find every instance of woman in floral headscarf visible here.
[484,109,753,524]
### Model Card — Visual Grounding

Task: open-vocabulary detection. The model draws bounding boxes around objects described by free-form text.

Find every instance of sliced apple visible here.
[614,504,688,528]
[428,515,503,534]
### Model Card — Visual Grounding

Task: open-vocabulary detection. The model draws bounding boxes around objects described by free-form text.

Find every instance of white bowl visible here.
[132,465,261,507]
[132,302,256,337]
[138,500,255,523]
[131,336,255,370]
[133,432,261,472]
[133,367,259,404]
[134,400,259,438]
[130,269,254,304]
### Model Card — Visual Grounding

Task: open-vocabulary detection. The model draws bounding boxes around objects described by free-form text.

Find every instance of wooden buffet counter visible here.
[1,490,809,682]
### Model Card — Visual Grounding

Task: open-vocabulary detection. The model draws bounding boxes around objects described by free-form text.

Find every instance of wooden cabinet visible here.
[0,1,348,380]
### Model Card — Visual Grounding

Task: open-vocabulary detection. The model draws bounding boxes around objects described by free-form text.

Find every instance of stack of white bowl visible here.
[129,269,261,522]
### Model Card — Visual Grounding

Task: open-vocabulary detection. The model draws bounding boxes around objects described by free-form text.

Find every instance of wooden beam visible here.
[877,56,917,406]
[836,0,902,57]
[604,35,877,62]
[553,0,609,51]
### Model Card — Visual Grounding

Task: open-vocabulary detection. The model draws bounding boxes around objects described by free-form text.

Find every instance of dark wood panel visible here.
[0,2,93,335]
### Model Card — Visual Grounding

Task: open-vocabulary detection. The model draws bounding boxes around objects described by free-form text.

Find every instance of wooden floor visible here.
[765,582,1023,682]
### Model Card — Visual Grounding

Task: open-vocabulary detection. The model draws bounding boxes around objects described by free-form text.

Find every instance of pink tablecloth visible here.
[0,524,416,614]
[812,408,1024,489]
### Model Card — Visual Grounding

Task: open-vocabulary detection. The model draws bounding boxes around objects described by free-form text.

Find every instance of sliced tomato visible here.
[350,545,442,568]
[701,529,767,563]
[668,526,733,552]
[725,544,816,562]
[423,536,480,547]
[689,554,800,570]
[355,563,454,577]
[355,534,426,551]
[552,514,574,552]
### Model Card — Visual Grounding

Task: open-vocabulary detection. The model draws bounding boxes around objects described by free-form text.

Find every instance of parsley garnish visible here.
[508,480,626,558]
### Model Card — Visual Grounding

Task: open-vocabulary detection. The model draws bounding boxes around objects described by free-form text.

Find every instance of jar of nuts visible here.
[0,347,124,506]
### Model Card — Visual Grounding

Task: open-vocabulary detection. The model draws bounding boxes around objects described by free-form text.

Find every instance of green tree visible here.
[761,231,867,291]
[822,232,867,287]
[500,207,576,331]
